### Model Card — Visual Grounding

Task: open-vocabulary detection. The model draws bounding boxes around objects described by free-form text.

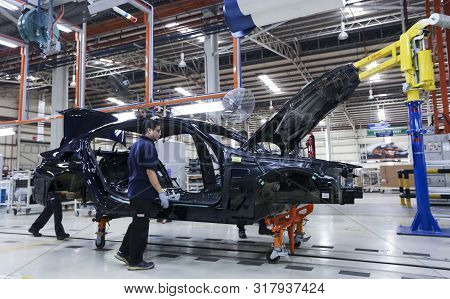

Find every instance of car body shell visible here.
[33,64,363,225]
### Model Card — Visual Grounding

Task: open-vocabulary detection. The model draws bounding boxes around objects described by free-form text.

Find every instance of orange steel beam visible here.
[87,0,222,37]
[427,0,440,133]
[81,15,222,52]
[0,92,227,126]
[434,0,450,133]
[144,13,150,104]
[17,47,26,122]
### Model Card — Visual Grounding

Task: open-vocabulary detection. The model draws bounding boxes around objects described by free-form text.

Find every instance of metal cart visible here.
[0,179,10,209]
[74,199,96,217]
[361,168,380,193]
[7,170,35,215]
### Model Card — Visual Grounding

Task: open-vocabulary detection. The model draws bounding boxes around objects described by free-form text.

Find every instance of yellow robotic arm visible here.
[352,13,450,236]
[353,13,450,102]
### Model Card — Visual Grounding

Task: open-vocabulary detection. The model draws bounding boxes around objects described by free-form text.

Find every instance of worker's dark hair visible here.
[143,118,160,134]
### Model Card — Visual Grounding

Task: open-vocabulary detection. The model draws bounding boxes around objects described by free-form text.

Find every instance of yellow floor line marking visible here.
[0,241,59,254]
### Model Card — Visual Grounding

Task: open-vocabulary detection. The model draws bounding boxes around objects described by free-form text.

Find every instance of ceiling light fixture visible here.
[338,21,348,40]
[177,27,193,34]
[0,38,18,48]
[56,23,73,33]
[100,58,114,64]
[178,53,186,68]
[192,33,205,42]
[70,64,76,88]
[171,101,224,116]
[258,75,282,94]
[368,87,374,100]
[165,22,179,28]
[0,0,19,11]
[106,97,125,106]
[377,107,386,121]
[174,87,191,97]
[269,100,274,110]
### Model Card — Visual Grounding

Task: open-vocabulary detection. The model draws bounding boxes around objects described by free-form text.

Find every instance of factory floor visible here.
[0,193,449,279]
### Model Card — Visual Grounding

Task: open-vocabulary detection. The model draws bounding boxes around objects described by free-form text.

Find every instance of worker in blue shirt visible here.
[115,118,172,271]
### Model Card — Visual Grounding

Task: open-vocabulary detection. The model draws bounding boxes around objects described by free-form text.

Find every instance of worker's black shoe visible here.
[258,226,273,236]
[28,228,42,237]
[114,251,130,265]
[56,233,70,240]
[238,229,247,239]
[127,261,155,271]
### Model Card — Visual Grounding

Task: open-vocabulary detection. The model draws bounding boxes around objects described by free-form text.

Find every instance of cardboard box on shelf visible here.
[380,165,414,188]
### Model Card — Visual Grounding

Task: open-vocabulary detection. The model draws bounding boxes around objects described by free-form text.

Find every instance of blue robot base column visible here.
[397,100,450,237]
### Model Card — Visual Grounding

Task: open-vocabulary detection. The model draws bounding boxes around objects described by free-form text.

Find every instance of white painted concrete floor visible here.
[0,193,449,279]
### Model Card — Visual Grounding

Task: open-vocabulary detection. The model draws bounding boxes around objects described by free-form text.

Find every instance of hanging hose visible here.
[50,4,64,42]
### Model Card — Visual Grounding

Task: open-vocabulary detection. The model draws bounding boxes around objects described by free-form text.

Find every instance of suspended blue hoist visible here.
[17,8,61,56]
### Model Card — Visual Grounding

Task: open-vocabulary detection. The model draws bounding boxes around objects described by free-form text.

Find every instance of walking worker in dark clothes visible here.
[115,118,174,271]
[28,183,70,241]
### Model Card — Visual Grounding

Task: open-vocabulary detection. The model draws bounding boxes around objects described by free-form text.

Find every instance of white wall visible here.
[0,88,52,172]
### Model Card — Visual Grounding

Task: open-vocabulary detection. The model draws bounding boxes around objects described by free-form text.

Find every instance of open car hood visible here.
[242,64,360,153]
[60,109,121,146]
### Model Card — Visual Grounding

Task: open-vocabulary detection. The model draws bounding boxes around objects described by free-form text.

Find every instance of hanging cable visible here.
[50,5,64,42]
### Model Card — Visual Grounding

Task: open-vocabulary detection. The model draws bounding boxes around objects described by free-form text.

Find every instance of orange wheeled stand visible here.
[264,204,314,263]
[94,217,109,249]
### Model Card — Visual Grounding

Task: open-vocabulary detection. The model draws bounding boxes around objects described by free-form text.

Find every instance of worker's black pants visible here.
[30,192,66,236]
[119,198,159,265]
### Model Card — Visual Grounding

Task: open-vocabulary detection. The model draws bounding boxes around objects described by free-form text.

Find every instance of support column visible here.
[204,33,221,125]
[325,116,332,161]
[79,23,87,108]
[144,10,154,104]
[397,100,450,236]
[51,66,69,150]
[400,0,406,32]
[16,45,29,170]
[233,37,242,89]
[16,126,21,170]
[205,34,220,93]
[17,45,29,122]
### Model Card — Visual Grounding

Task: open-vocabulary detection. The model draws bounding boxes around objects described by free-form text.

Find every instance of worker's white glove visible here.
[158,191,170,209]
